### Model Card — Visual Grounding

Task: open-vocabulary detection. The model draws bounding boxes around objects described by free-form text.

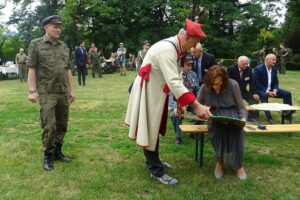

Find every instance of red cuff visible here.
[178,92,196,106]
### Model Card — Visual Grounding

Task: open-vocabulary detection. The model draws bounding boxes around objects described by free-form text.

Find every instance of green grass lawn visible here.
[0,70,299,200]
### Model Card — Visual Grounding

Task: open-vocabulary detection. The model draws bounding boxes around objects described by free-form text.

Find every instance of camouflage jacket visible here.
[27,35,70,94]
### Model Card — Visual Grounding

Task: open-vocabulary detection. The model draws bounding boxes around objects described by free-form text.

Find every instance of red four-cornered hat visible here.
[185,18,206,38]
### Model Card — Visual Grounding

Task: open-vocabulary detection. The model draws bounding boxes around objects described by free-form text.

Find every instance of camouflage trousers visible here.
[19,66,28,82]
[39,93,69,153]
[279,58,286,74]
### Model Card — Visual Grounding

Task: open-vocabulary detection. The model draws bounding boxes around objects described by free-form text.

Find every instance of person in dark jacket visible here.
[252,54,293,124]
[227,56,259,121]
[191,42,217,86]
[75,41,88,86]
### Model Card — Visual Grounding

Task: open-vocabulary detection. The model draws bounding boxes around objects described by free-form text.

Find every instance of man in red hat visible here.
[125,18,211,185]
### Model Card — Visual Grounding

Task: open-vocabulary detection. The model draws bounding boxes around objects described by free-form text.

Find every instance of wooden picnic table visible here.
[179,124,300,167]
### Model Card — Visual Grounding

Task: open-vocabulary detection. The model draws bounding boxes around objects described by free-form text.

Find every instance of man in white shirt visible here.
[252,54,293,124]
[227,56,260,121]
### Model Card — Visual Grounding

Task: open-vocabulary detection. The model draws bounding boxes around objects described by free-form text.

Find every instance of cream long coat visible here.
[125,36,194,151]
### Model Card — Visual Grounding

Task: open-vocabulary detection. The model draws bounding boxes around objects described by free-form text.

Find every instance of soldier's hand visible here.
[28,93,39,103]
[69,90,76,103]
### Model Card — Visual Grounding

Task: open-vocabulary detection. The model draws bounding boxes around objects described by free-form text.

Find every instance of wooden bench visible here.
[179,124,300,167]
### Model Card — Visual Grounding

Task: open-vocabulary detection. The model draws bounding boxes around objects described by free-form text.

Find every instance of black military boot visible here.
[53,144,71,162]
[44,152,54,171]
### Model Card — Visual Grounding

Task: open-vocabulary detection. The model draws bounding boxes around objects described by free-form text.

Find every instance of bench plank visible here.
[179,124,300,134]
[244,124,300,133]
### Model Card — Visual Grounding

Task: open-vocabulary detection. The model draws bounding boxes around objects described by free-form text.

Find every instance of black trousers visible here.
[143,140,165,177]
[243,93,259,119]
[77,65,87,85]
[258,88,292,119]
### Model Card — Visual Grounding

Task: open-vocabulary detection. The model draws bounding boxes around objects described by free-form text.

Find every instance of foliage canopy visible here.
[0,0,295,62]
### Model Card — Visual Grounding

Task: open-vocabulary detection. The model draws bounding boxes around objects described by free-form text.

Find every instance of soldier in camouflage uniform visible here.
[27,15,76,171]
[15,48,28,82]
[272,47,280,70]
[252,46,266,64]
[279,43,288,74]
[89,43,102,78]
[136,40,150,71]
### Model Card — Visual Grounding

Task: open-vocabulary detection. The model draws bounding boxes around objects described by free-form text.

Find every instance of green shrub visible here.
[216,59,236,67]
[249,59,259,69]
[286,62,300,70]
[286,54,300,70]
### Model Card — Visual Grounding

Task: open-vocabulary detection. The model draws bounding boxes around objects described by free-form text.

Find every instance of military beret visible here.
[185,18,206,38]
[42,15,63,26]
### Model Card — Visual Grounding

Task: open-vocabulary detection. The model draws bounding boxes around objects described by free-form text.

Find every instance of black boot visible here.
[44,152,54,171]
[53,144,71,162]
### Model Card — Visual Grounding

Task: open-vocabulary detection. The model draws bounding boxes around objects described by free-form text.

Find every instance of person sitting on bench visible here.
[227,56,259,122]
[198,65,247,180]
[252,54,293,124]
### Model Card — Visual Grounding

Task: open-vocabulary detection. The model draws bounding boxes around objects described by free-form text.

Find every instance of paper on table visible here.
[250,103,299,111]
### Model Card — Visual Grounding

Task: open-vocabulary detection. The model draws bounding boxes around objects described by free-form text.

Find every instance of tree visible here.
[0,27,25,62]
[197,1,276,58]
[0,0,7,10]
[8,0,64,46]
[7,0,282,59]
[2,35,25,61]
[0,27,9,63]
[283,0,300,53]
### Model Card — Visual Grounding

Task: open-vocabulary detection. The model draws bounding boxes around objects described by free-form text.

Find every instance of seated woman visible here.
[197,65,247,180]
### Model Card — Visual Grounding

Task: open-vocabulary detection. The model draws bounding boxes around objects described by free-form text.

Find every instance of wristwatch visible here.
[29,89,37,94]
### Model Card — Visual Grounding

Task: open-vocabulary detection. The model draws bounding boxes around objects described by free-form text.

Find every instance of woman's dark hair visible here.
[203,65,228,91]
